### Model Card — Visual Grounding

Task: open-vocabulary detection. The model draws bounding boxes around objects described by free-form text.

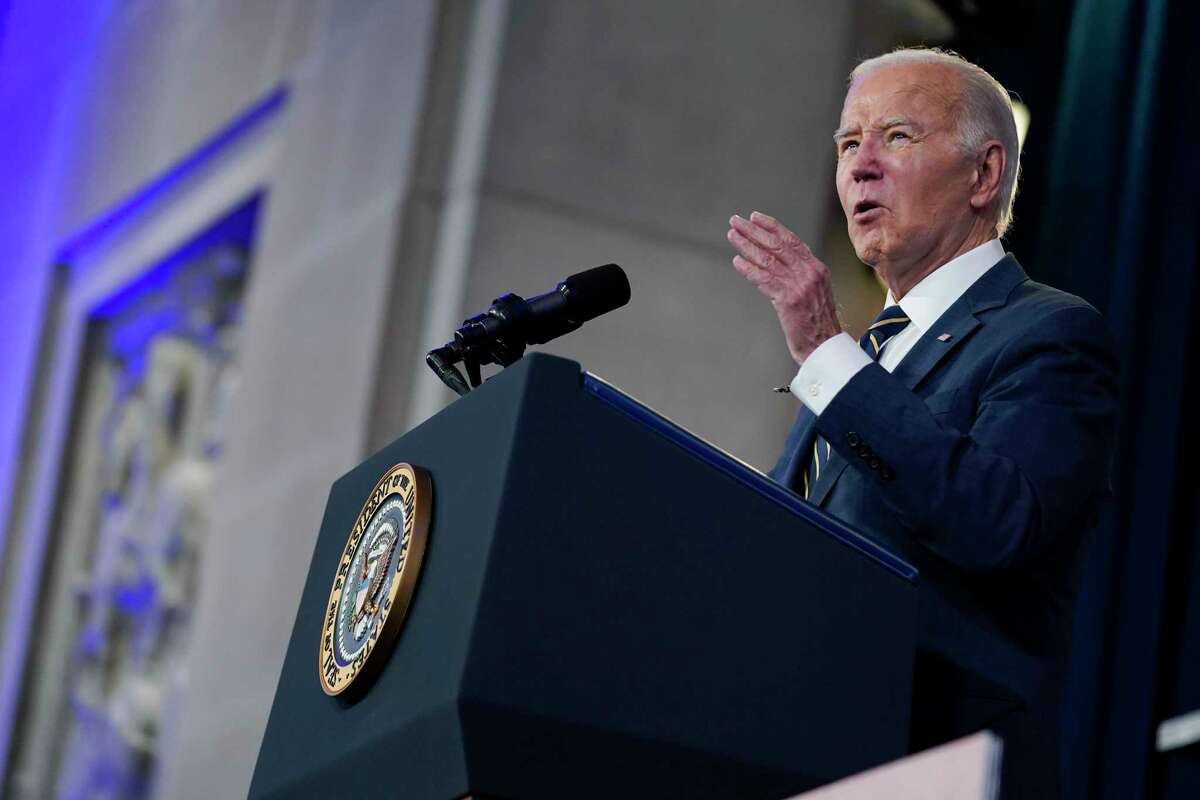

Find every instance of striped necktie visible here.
[801,305,910,500]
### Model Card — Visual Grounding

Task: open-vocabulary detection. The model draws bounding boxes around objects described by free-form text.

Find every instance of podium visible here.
[249,354,918,799]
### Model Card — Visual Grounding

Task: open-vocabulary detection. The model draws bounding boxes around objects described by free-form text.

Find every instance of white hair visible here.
[850,48,1022,237]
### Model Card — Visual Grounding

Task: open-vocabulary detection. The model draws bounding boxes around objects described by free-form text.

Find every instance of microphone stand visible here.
[425,343,472,396]
[426,293,530,396]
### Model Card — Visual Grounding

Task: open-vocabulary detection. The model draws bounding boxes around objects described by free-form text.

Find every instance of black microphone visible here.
[426,264,630,395]
[520,263,631,344]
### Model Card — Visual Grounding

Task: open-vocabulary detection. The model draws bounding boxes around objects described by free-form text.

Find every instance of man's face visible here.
[834,64,979,274]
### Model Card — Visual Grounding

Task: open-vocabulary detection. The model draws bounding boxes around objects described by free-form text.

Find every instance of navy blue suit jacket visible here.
[771,255,1118,794]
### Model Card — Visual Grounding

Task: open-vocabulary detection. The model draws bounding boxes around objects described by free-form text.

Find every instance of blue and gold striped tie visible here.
[801,305,910,500]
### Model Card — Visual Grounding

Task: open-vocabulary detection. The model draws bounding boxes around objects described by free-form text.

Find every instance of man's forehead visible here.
[840,65,957,127]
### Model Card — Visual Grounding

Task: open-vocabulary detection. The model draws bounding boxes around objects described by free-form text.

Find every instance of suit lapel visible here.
[890,311,981,391]
[808,255,1029,504]
[892,255,1027,391]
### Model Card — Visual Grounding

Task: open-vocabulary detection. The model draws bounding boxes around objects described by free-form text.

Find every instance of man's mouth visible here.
[853,201,884,221]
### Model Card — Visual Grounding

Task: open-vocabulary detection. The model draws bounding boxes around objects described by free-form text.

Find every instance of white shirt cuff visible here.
[789,333,873,415]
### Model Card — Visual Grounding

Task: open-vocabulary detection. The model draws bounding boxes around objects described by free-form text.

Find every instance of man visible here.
[727,49,1118,798]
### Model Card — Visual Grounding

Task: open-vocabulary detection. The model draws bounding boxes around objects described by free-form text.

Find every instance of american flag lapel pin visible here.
[937,333,952,342]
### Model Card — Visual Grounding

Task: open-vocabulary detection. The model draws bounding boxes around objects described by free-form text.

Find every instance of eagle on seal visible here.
[352,521,399,628]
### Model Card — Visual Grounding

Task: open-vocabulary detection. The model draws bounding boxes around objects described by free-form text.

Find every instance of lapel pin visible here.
[937,333,952,342]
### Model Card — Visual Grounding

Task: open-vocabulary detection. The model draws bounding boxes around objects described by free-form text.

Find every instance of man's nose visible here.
[850,137,883,182]
[851,164,881,182]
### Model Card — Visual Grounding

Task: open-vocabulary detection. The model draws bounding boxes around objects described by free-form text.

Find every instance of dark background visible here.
[930,0,1200,796]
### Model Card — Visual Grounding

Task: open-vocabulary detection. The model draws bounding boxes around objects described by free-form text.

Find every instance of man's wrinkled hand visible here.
[727,211,843,364]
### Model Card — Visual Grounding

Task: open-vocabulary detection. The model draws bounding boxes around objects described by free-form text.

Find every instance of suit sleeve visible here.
[813,304,1119,571]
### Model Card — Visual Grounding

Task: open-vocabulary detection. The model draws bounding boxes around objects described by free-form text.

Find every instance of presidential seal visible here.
[319,463,431,696]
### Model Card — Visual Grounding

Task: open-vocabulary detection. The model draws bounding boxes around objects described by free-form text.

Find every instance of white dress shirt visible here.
[789,238,1007,415]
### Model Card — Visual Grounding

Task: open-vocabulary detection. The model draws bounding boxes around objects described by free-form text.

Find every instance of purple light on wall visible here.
[91,193,261,387]
[0,46,286,534]
[57,86,286,266]
[91,192,261,321]
[0,14,287,784]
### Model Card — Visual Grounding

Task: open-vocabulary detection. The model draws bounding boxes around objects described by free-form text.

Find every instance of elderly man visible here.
[727,49,1117,798]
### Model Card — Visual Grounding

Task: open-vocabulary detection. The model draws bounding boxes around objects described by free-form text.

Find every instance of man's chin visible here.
[848,227,885,260]
[851,239,884,267]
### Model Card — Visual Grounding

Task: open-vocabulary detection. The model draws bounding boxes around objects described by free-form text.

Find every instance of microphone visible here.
[426,264,630,395]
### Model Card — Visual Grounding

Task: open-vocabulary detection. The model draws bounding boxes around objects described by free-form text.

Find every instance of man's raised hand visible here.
[727,211,843,364]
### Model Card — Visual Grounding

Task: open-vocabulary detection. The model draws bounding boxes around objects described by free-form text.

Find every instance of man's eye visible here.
[840,141,859,155]
[889,131,911,143]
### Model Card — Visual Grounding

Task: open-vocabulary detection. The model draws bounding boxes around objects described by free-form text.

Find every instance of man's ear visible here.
[969,141,1005,211]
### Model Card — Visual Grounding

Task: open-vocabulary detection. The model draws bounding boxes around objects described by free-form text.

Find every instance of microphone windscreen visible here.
[560,264,631,321]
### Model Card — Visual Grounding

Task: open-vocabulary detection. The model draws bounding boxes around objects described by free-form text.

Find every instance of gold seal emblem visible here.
[319,463,431,696]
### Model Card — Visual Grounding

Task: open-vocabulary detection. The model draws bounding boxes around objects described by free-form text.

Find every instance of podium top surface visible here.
[582,372,917,581]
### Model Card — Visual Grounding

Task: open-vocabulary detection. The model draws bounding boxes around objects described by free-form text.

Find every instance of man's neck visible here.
[880,224,997,301]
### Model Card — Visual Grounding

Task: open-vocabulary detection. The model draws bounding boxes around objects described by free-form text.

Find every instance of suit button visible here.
[857,444,871,459]
[846,432,861,447]
[869,457,881,470]
[880,465,894,480]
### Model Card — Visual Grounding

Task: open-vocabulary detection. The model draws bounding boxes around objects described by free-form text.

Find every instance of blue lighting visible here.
[56,85,286,267]
[86,193,261,388]
[0,20,287,799]
[90,193,260,321]
[112,572,156,617]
